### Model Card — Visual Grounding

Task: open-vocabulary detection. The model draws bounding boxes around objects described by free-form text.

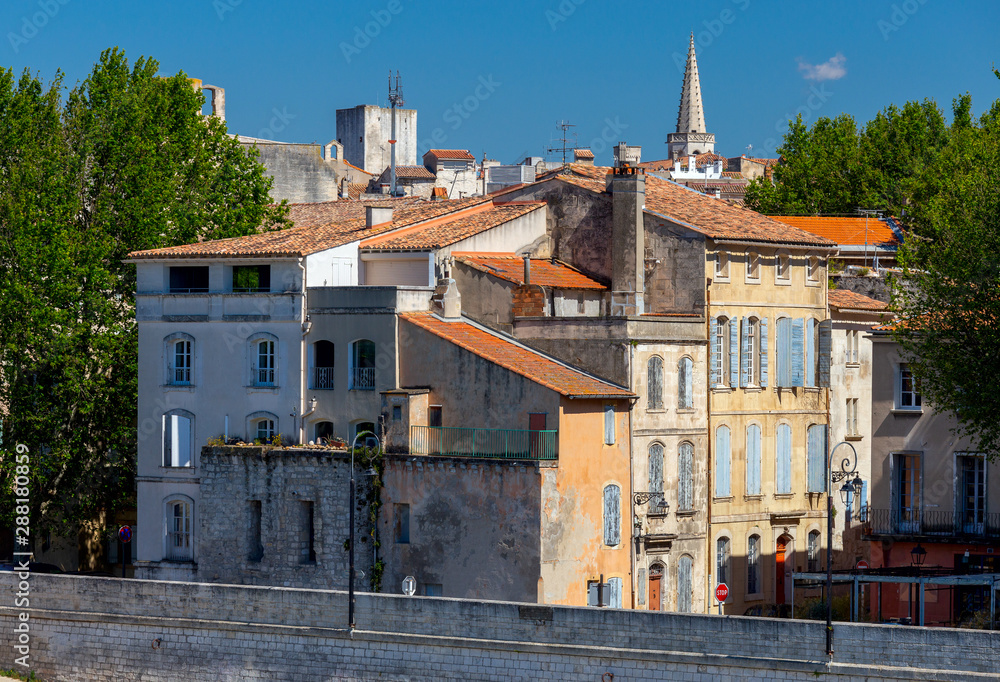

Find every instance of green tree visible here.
[0,49,287,537]
[893,83,1000,459]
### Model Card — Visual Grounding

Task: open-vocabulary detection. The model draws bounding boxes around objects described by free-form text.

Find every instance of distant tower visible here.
[666,34,715,160]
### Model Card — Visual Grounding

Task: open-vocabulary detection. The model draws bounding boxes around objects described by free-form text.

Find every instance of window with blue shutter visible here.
[678,556,693,612]
[775,318,790,386]
[603,484,621,545]
[818,319,832,387]
[608,577,623,608]
[740,317,751,387]
[678,442,694,510]
[678,357,693,408]
[859,480,869,521]
[776,423,792,494]
[759,318,769,387]
[715,425,731,497]
[709,317,722,386]
[604,404,615,445]
[746,424,761,495]
[805,318,816,386]
[791,318,805,387]
[648,443,664,494]
[807,424,827,492]
[729,316,739,387]
[647,356,664,409]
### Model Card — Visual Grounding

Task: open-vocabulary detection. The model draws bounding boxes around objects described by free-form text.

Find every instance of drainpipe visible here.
[298,258,311,444]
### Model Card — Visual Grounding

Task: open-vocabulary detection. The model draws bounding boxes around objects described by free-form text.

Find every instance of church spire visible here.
[667,34,715,160]
[676,33,706,134]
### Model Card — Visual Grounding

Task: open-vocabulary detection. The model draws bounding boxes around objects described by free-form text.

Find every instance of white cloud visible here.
[797,53,847,82]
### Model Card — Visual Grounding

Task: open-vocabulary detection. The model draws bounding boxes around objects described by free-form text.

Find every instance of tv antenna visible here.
[388,71,404,196]
[546,120,577,165]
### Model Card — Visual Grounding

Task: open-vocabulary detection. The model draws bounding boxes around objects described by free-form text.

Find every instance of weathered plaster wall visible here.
[451,261,516,331]
[336,105,417,174]
[379,456,541,601]
[243,141,341,203]
[643,214,707,315]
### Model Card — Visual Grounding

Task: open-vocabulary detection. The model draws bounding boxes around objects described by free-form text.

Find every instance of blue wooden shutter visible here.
[604,404,615,445]
[648,444,664,494]
[716,426,731,497]
[860,480,869,521]
[759,318,769,387]
[791,318,805,387]
[603,484,620,545]
[818,319,832,387]
[678,442,693,510]
[728,318,739,386]
[608,577,623,608]
[807,424,827,492]
[776,423,792,494]
[679,357,693,408]
[740,317,750,387]
[805,318,816,386]
[746,424,761,495]
[678,556,693,612]
[709,317,721,386]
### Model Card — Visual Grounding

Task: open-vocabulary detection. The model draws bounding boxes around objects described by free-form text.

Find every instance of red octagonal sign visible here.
[715,582,729,602]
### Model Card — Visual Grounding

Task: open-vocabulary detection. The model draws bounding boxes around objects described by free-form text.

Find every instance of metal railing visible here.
[410,425,557,460]
[350,367,375,390]
[864,507,1000,539]
[313,366,335,390]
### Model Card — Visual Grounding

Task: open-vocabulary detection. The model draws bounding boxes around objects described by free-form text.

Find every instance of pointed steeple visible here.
[666,34,715,160]
[676,33,706,134]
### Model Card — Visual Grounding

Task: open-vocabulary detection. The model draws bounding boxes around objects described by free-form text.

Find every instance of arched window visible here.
[249,333,278,387]
[165,333,194,386]
[775,423,792,494]
[162,410,194,467]
[312,340,335,390]
[247,411,278,444]
[747,534,761,594]
[165,496,193,561]
[715,425,731,497]
[678,356,693,408]
[350,339,376,390]
[716,537,731,588]
[807,530,821,572]
[314,421,334,444]
[646,356,663,410]
[677,555,693,612]
[678,442,694,511]
[353,421,377,446]
[647,443,664,495]
[603,484,621,546]
[746,424,761,495]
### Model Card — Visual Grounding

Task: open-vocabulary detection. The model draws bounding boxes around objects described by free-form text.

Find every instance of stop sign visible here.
[715,582,729,602]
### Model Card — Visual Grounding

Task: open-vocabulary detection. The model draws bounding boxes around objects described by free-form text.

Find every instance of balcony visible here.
[410,425,557,460]
[350,367,375,391]
[313,367,335,390]
[864,508,1000,540]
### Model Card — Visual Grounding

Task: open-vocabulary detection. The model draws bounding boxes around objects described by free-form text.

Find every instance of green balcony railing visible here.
[410,425,557,460]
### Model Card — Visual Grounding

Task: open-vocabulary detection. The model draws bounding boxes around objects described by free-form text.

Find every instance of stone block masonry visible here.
[1,574,998,681]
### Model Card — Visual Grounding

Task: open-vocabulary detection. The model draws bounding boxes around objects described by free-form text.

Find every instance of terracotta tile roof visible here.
[551,165,834,247]
[573,148,595,159]
[747,157,779,167]
[636,158,675,171]
[828,289,889,312]
[721,171,743,178]
[401,312,634,399]
[128,196,494,259]
[379,165,436,180]
[344,161,374,176]
[767,216,901,247]
[361,202,545,251]
[424,149,476,160]
[454,254,607,290]
[347,183,368,200]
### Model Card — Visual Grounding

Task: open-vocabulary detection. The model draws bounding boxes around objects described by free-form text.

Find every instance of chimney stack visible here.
[523,255,531,286]
[366,205,393,228]
[610,161,645,316]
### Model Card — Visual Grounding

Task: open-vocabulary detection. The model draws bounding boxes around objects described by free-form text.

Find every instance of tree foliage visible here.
[0,48,287,535]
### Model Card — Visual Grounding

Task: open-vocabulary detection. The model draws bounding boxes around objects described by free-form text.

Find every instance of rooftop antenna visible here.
[745,143,753,158]
[388,71,405,196]
[546,120,577,165]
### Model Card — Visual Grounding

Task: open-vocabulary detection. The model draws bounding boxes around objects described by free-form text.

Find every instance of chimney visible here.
[202,84,226,121]
[610,162,645,316]
[430,277,461,319]
[366,206,393,228]
[522,255,531,285]
[340,177,350,199]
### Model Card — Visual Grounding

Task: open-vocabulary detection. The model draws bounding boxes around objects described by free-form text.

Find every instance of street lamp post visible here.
[349,430,380,631]
[826,439,863,657]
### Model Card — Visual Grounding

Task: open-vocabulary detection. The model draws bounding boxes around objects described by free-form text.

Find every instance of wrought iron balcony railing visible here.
[350,367,375,390]
[410,425,557,460]
[864,507,1000,539]
[313,366,335,390]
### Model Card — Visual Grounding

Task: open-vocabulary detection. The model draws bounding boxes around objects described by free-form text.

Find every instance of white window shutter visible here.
[715,426,731,497]
[818,320,832,387]
[746,424,761,495]
[805,318,816,387]
[791,318,805,387]
[728,318,739,387]
[759,318,769,387]
[740,317,750,387]
[709,317,721,385]
[608,577,623,608]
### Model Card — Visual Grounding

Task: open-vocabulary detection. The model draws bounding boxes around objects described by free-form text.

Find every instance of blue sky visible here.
[3,0,999,165]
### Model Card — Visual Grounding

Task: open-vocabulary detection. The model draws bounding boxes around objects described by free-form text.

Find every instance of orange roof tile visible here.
[550,165,834,247]
[573,148,595,159]
[454,254,607,290]
[347,183,368,200]
[379,165,436,180]
[128,196,494,259]
[828,289,889,312]
[361,202,545,251]
[401,312,634,399]
[767,216,901,247]
[424,149,475,160]
[344,161,374,176]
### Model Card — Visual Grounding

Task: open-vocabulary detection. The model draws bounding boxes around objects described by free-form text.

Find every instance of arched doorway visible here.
[648,563,664,611]
[776,535,791,605]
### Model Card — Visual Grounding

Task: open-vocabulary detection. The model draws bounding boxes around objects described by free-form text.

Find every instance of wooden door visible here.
[775,536,788,605]
[648,565,663,611]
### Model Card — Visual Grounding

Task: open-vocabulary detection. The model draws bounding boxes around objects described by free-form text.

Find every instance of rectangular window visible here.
[776,253,790,282]
[846,398,859,436]
[894,454,921,533]
[255,339,276,387]
[173,340,192,385]
[248,501,263,562]
[807,424,827,493]
[775,423,792,494]
[899,364,921,409]
[775,318,792,387]
[163,414,192,467]
[715,426,731,497]
[747,535,760,594]
[429,406,443,427]
[255,419,275,443]
[394,503,410,544]
[423,583,443,597]
[603,484,621,546]
[166,501,192,561]
[169,266,209,293]
[608,577,623,609]
[715,251,730,279]
[716,537,730,587]
[807,256,820,282]
[300,501,316,564]
[746,424,761,495]
[392,405,402,421]
[604,405,615,445]
[232,265,271,293]
[746,251,760,281]
[959,455,986,535]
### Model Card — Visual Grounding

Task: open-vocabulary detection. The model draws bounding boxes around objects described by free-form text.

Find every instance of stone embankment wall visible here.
[0,574,997,681]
